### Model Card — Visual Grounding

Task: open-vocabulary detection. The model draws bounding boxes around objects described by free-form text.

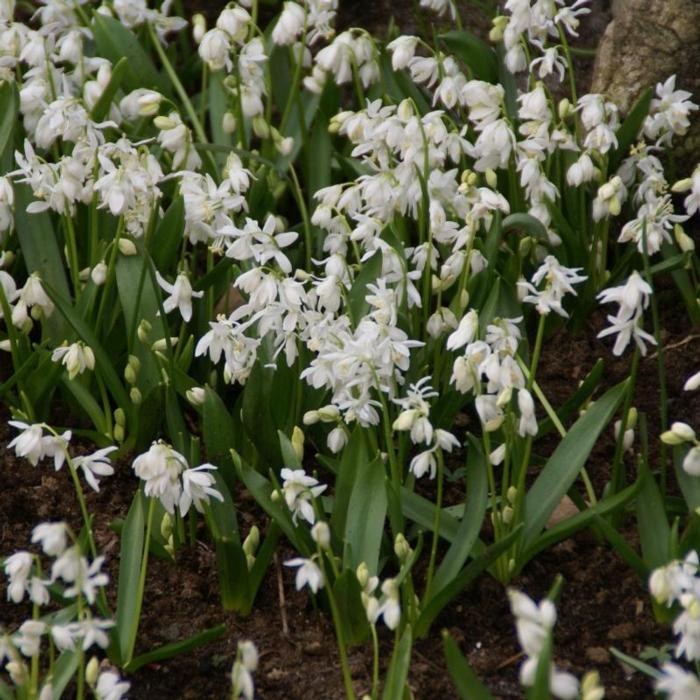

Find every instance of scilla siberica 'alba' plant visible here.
[0,0,699,696]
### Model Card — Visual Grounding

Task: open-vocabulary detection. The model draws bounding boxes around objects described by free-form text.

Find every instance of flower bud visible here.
[558,98,573,120]
[270,488,281,502]
[186,387,206,406]
[252,116,270,139]
[485,169,498,189]
[154,115,177,130]
[684,370,700,392]
[192,13,206,44]
[222,111,236,134]
[6,661,28,686]
[311,521,330,549]
[137,319,152,343]
[507,486,518,504]
[502,505,514,524]
[303,410,319,425]
[118,238,137,256]
[356,562,369,589]
[114,424,125,443]
[130,387,142,404]
[292,426,304,462]
[161,512,174,540]
[114,407,126,426]
[137,91,163,117]
[671,177,693,193]
[85,657,100,686]
[124,364,137,385]
[488,15,508,42]
[674,225,695,252]
[663,422,696,444]
[91,261,107,286]
[394,533,411,562]
[243,525,260,555]
[317,405,340,423]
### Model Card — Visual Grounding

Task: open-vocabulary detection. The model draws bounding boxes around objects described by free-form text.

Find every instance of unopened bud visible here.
[488,15,508,42]
[137,319,152,343]
[291,426,304,462]
[558,98,573,120]
[114,424,125,443]
[252,116,270,139]
[137,91,163,116]
[485,169,498,189]
[356,562,369,589]
[186,387,206,406]
[394,533,411,562]
[154,115,177,130]
[311,521,331,549]
[243,525,260,555]
[114,407,126,426]
[85,657,100,686]
[161,512,174,540]
[671,177,693,193]
[502,505,514,524]
[675,225,695,253]
[222,111,236,134]
[118,238,137,256]
[270,489,281,502]
[124,364,137,385]
[507,486,518,504]
[91,261,107,286]
[130,387,142,404]
[303,410,319,425]
[192,13,206,44]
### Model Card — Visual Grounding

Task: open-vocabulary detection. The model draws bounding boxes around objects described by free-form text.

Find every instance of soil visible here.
[1,2,694,699]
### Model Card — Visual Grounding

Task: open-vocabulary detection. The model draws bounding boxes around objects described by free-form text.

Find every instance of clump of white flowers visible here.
[231,639,259,700]
[132,440,223,515]
[2,523,115,694]
[508,589,581,699]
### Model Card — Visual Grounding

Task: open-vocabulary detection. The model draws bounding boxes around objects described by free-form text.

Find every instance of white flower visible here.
[280,468,327,525]
[95,670,131,700]
[51,341,95,379]
[683,447,700,477]
[72,446,118,492]
[517,389,537,437]
[64,556,109,605]
[31,522,68,557]
[14,620,45,657]
[656,662,700,700]
[179,464,224,516]
[4,551,32,603]
[232,640,258,700]
[272,2,305,45]
[684,370,700,392]
[518,256,586,318]
[447,310,479,351]
[132,441,188,513]
[8,421,45,466]
[198,28,231,71]
[409,449,437,479]
[155,271,203,322]
[387,35,418,71]
[285,557,324,593]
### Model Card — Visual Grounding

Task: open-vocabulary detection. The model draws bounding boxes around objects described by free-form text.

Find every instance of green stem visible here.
[94,216,124,332]
[287,163,313,270]
[63,214,81,298]
[370,623,380,699]
[423,449,444,602]
[610,347,640,496]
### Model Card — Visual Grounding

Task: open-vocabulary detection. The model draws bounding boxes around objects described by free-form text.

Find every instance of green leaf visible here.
[527,632,552,700]
[278,429,302,469]
[524,479,641,563]
[382,625,413,700]
[610,647,662,680]
[0,80,18,171]
[91,14,168,93]
[637,462,670,570]
[150,195,185,271]
[344,455,387,574]
[348,250,383,326]
[674,445,700,510]
[61,375,109,436]
[522,380,628,551]
[43,284,131,412]
[115,489,145,665]
[502,212,549,242]
[91,56,129,122]
[439,31,499,82]
[127,624,226,673]
[203,387,237,487]
[14,185,70,339]
[0,677,13,700]
[431,436,488,596]
[214,539,251,612]
[333,569,370,645]
[331,427,372,536]
[51,649,79,697]
[208,69,233,148]
[401,489,461,543]
[443,632,495,700]
[610,87,653,171]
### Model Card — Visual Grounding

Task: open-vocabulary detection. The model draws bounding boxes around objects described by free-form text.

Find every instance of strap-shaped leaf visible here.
[381,625,413,700]
[443,632,495,700]
[522,380,628,551]
[440,31,499,83]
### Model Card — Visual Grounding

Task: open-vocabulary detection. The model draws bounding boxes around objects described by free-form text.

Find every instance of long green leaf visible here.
[344,455,387,574]
[382,625,413,700]
[609,87,652,171]
[91,14,168,93]
[0,80,18,171]
[331,427,372,536]
[439,31,498,83]
[203,387,238,487]
[51,649,79,697]
[674,445,700,510]
[443,632,495,700]
[522,380,628,550]
[431,436,488,595]
[127,624,226,673]
[637,462,670,570]
[115,489,145,665]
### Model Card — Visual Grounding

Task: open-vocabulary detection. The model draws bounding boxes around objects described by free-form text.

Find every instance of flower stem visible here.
[370,623,380,699]
[423,449,444,602]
